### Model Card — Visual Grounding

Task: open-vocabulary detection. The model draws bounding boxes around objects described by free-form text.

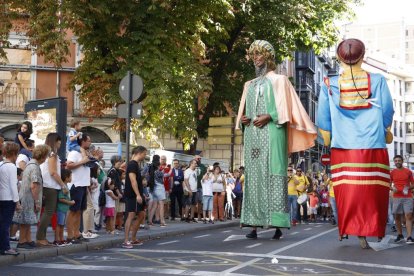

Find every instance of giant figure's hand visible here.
[241,115,251,126]
[319,129,331,147]
[253,114,271,128]
[386,127,393,144]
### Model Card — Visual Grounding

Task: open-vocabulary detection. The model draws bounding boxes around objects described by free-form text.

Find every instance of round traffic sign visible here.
[119,74,143,102]
[321,154,330,166]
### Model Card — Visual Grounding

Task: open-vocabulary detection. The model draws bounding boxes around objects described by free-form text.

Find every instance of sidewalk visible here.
[0,219,240,267]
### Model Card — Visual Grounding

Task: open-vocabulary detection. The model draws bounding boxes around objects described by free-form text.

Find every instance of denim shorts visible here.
[152,185,166,201]
[202,196,213,211]
[57,211,67,226]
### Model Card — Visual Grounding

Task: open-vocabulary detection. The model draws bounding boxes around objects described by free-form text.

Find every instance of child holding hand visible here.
[55,169,75,246]
[104,178,120,234]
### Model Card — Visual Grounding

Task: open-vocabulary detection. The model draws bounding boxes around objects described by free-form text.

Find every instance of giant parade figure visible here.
[317,38,394,249]
[236,40,316,240]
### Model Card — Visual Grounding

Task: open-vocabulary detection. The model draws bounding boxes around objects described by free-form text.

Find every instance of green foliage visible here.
[1,0,358,150]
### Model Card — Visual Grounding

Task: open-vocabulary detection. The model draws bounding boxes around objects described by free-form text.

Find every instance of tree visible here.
[1,0,358,151]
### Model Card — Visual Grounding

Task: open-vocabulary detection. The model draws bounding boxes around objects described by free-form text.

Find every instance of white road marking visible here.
[17,263,247,275]
[304,228,312,231]
[223,228,337,274]
[290,232,299,235]
[258,229,275,234]
[157,240,179,245]
[194,234,210,239]
[224,235,246,242]
[268,228,337,255]
[222,230,232,233]
[245,243,262,249]
[315,225,322,227]
[368,235,403,251]
[224,229,274,242]
[112,248,414,273]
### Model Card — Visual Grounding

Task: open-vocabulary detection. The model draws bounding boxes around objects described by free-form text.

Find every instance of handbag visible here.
[297,194,308,205]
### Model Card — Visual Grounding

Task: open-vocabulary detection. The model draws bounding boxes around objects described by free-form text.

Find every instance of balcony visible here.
[0,87,37,113]
[317,51,328,63]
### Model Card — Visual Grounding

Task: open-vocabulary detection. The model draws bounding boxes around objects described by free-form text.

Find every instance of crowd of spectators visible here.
[0,120,246,255]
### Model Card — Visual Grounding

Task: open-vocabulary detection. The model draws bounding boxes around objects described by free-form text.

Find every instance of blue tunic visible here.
[317,73,394,149]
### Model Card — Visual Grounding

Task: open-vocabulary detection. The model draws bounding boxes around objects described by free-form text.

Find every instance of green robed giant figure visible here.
[236,40,317,239]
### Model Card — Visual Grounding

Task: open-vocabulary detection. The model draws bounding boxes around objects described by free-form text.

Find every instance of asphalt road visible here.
[3,222,414,275]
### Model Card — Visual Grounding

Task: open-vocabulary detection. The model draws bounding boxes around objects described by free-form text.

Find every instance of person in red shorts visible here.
[390,155,414,244]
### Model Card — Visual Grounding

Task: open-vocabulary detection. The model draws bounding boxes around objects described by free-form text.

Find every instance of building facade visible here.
[294,49,339,172]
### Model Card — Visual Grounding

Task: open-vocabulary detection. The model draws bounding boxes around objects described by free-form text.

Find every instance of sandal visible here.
[130,240,143,246]
[1,249,20,256]
[339,234,348,241]
[160,223,167,227]
[36,240,54,247]
[358,236,371,249]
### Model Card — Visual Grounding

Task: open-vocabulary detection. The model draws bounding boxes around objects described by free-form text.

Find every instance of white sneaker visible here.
[82,232,99,239]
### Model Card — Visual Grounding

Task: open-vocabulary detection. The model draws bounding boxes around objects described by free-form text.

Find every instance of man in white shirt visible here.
[66,134,91,243]
[183,159,198,222]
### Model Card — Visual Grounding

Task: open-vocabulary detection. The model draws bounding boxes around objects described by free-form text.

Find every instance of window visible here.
[400,102,403,117]
[297,52,305,66]
[406,102,412,113]
[400,122,403,137]
[400,142,404,156]
[407,143,414,154]
[406,122,414,134]
[394,142,398,157]
[394,120,397,136]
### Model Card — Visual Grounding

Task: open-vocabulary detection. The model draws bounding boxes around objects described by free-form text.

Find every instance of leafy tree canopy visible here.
[1,0,358,150]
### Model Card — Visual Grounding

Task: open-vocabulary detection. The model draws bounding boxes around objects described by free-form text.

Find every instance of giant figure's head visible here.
[248,40,276,76]
[336,38,365,65]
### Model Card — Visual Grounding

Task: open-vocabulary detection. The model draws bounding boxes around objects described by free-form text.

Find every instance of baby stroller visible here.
[224,186,235,220]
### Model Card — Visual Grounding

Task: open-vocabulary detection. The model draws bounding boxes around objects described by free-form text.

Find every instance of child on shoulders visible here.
[14,121,33,153]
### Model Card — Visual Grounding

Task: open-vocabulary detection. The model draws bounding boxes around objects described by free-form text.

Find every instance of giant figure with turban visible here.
[236,40,317,239]
[317,38,394,249]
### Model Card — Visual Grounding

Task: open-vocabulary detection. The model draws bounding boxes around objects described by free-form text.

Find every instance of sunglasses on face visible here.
[287,169,293,171]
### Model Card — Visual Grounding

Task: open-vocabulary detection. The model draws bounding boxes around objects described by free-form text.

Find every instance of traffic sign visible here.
[321,154,330,166]
[119,74,143,102]
[117,103,143,118]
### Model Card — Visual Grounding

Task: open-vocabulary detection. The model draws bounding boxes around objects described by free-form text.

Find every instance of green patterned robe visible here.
[241,77,290,228]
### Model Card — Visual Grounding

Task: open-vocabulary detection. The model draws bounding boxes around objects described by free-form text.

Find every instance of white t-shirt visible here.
[105,190,116,208]
[0,161,18,202]
[184,168,198,192]
[15,154,29,169]
[40,153,62,190]
[67,151,90,187]
[212,174,225,192]
[202,179,213,196]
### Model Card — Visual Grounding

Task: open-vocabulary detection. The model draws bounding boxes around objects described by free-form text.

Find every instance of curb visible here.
[0,220,239,267]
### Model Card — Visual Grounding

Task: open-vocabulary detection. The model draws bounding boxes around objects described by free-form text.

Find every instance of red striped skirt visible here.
[331,148,390,237]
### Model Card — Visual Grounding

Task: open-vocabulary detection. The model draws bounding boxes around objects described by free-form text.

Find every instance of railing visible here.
[0,87,37,113]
